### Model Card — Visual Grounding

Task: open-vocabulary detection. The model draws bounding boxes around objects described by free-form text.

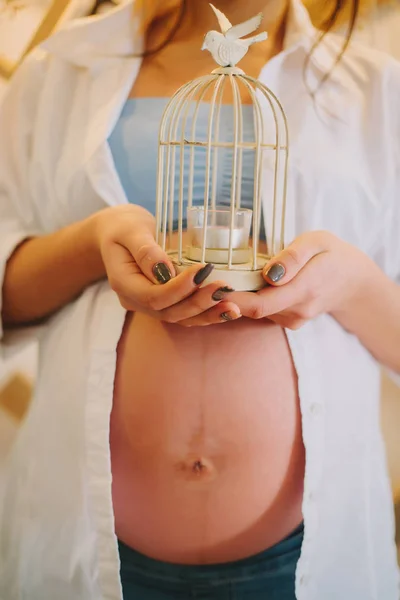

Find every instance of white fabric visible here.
[0,1,400,599]
[356,2,400,60]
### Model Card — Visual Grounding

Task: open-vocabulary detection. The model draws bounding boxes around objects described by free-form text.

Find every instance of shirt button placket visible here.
[300,574,309,586]
[309,402,322,417]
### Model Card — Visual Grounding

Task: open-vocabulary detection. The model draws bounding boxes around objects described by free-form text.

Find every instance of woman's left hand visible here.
[229,231,375,330]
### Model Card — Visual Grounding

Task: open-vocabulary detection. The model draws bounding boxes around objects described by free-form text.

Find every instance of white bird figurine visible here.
[201,3,268,68]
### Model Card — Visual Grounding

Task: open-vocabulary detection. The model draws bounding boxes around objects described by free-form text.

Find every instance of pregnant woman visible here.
[0,1,399,599]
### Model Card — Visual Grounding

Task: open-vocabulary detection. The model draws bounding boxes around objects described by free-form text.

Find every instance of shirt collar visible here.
[284,0,345,87]
[41,0,140,67]
[41,0,343,84]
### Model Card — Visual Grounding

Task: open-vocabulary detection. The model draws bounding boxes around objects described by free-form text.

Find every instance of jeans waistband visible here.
[118,523,304,585]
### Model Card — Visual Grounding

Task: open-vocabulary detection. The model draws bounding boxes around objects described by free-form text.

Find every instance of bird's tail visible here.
[244,32,268,47]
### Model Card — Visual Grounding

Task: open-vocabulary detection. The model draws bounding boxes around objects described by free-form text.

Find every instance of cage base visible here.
[169,252,269,292]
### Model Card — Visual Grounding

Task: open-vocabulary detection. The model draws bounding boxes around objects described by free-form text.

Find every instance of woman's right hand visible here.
[93,205,241,327]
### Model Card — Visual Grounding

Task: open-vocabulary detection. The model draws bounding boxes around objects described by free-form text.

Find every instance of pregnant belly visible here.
[110,313,305,564]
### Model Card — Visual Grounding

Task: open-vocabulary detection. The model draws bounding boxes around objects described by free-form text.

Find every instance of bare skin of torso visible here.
[110,17,305,565]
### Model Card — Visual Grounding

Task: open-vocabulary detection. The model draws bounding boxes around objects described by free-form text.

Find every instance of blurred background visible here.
[0,0,399,555]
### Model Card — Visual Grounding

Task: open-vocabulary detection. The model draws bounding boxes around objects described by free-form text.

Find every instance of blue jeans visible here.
[118,523,303,599]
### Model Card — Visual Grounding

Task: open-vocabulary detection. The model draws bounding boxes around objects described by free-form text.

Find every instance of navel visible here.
[175,455,217,482]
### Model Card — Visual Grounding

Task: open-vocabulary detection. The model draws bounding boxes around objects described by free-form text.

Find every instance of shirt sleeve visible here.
[0,53,47,356]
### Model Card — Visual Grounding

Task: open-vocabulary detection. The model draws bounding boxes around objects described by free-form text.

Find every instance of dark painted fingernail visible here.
[212,286,234,302]
[194,263,214,286]
[220,310,240,322]
[153,262,172,284]
[265,263,285,282]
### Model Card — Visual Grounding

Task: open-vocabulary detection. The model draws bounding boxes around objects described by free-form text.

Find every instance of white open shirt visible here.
[0,1,400,599]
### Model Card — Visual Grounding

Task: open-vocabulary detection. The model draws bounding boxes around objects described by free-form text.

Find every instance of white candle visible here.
[191,225,248,250]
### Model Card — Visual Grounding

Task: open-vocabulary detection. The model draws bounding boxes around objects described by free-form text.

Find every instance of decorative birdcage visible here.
[155,4,289,291]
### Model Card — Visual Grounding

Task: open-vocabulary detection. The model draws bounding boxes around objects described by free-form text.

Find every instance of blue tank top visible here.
[109,98,260,231]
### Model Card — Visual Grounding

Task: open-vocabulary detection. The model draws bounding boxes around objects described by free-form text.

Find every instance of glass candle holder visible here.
[187,206,252,264]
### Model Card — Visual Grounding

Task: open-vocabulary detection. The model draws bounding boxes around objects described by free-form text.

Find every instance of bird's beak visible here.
[201,42,206,51]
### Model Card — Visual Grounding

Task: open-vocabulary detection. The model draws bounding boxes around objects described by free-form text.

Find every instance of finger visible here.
[143,263,218,311]
[229,281,308,319]
[159,281,235,322]
[177,301,242,327]
[266,311,307,330]
[124,228,176,284]
[263,231,332,286]
[109,246,217,311]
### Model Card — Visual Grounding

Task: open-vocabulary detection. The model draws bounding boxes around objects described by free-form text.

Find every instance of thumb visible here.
[126,228,177,285]
[262,233,327,286]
